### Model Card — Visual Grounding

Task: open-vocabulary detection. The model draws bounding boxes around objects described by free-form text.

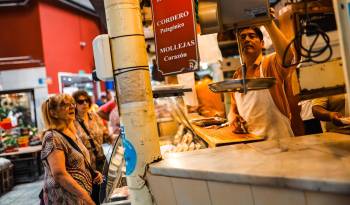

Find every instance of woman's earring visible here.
[49,111,58,119]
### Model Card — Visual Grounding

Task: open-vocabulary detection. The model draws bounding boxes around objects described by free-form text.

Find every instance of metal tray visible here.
[190,117,227,127]
[208,77,276,93]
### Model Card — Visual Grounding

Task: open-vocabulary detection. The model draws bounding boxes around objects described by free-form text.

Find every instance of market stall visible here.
[0,89,41,149]
[0,70,44,189]
[90,0,350,204]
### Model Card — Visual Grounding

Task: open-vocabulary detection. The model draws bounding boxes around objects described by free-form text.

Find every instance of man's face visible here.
[239,28,264,55]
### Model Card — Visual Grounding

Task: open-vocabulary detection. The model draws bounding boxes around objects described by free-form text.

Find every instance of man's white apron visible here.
[234,61,294,140]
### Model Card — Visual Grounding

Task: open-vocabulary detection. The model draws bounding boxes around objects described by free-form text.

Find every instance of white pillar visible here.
[104,0,161,204]
[333,0,350,113]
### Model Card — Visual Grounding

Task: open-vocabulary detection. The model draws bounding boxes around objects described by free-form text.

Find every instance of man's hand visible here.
[329,112,344,126]
[229,114,247,134]
[264,8,276,26]
[269,8,276,19]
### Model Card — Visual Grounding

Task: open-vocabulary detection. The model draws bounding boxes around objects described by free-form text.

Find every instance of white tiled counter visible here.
[147,132,350,205]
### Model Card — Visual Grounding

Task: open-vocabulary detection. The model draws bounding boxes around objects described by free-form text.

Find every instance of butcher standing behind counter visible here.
[228,17,296,140]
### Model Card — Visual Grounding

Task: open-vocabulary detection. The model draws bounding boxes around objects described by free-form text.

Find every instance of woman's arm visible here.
[47,150,95,205]
[97,109,109,121]
[94,112,114,144]
[97,100,117,121]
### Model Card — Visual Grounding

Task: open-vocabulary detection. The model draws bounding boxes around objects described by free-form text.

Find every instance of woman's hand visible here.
[93,171,103,184]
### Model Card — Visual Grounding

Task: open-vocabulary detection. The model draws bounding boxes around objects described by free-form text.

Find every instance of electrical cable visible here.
[282,1,333,67]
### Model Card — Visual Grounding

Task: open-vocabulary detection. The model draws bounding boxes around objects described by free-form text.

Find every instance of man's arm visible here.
[228,72,241,124]
[228,94,246,133]
[312,105,344,126]
[264,19,295,66]
[228,95,238,123]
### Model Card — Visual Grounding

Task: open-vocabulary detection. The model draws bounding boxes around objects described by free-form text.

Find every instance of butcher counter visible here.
[147,132,350,205]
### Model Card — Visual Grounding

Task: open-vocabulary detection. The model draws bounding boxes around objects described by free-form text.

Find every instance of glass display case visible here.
[0,89,36,128]
[58,72,95,96]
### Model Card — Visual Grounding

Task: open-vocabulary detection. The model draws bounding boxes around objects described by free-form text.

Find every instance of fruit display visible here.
[0,125,40,153]
[1,132,18,153]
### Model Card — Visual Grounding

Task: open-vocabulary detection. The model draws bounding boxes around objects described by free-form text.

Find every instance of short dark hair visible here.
[72,90,92,107]
[238,26,264,41]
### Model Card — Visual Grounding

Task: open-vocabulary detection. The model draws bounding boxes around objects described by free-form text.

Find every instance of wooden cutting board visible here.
[192,124,265,148]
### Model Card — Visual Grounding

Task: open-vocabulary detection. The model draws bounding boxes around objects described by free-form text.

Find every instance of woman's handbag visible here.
[39,189,44,205]
[78,119,106,172]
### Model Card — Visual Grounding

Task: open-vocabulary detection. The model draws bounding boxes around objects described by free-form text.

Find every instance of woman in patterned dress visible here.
[72,90,113,172]
[40,94,103,205]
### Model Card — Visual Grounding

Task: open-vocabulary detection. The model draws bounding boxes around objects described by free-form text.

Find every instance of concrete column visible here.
[104,0,161,204]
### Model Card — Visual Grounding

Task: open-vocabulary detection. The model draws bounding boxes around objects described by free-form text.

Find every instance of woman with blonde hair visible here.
[40,94,102,205]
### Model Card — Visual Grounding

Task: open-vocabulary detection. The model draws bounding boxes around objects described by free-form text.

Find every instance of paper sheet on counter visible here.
[177,72,198,106]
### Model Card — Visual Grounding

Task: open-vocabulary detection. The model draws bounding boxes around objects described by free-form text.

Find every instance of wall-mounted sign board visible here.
[151,0,199,76]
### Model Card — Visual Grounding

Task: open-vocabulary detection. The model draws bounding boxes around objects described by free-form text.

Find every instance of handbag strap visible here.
[78,119,99,157]
[54,129,96,176]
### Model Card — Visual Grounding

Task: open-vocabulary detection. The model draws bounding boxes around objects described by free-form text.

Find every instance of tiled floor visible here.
[0,144,113,205]
[0,179,42,205]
